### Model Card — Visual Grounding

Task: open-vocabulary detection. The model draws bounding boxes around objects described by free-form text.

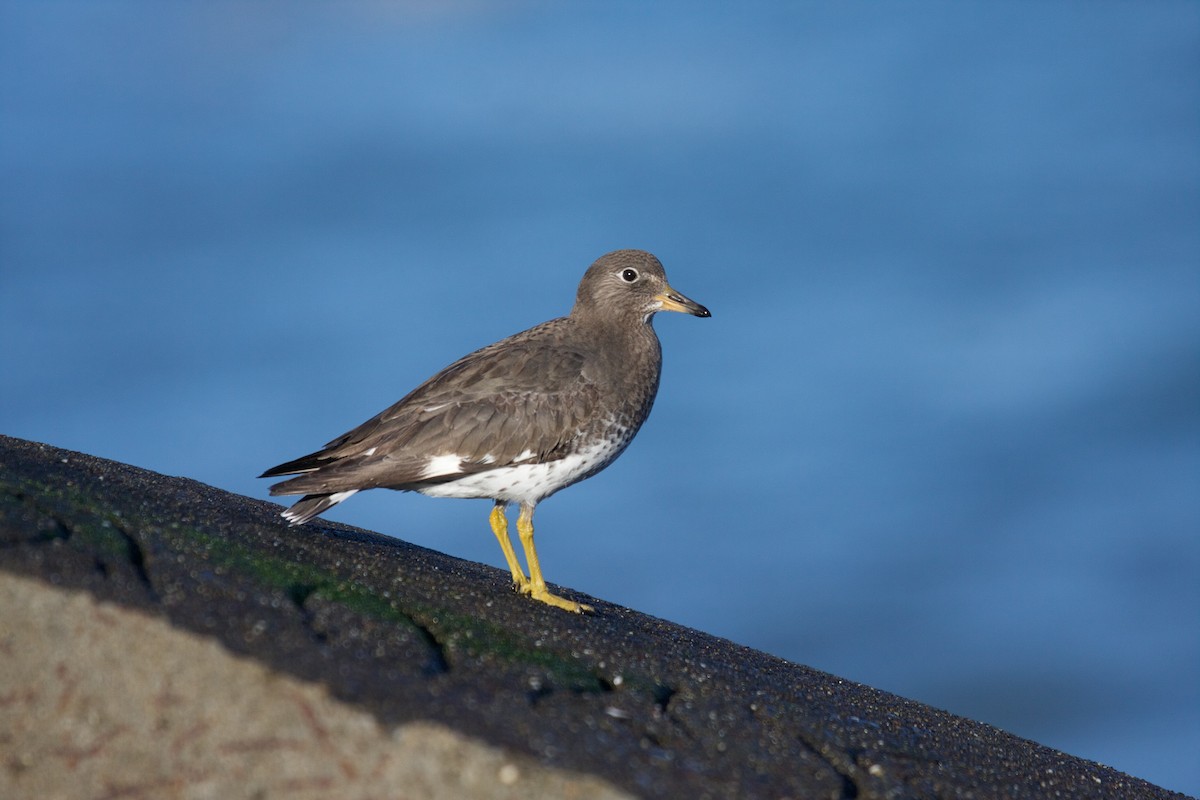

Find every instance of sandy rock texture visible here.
[0,572,630,800]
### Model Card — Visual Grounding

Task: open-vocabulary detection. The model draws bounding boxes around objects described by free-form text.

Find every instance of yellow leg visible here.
[517,502,593,613]
[489,503,529,592]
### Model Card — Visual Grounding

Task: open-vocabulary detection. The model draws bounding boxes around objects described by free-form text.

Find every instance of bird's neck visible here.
[574,313,661,381]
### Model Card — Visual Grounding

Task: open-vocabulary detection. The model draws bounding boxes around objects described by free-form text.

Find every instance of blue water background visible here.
[2,3,1197,794]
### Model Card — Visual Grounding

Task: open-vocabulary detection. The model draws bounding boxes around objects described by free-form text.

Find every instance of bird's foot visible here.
[522,584,593,613]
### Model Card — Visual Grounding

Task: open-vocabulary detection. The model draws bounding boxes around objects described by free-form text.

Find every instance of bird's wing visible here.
[264,322,603,493]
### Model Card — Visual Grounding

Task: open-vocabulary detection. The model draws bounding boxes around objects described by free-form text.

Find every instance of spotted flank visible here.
[417,430,631,504]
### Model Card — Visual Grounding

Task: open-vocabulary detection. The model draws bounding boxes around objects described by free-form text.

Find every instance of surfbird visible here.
[260,249,709,613]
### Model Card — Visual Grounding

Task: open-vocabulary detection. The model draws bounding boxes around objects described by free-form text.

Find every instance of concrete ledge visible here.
[0,435,1186,799]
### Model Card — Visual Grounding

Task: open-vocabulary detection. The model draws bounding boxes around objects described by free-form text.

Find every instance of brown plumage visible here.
[261,249,709,612]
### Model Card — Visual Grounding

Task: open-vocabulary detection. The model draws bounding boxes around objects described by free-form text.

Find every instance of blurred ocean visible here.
[2,2,1197,794]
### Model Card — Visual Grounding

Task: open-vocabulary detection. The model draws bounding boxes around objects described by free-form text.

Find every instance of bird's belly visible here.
[416,432,631,505]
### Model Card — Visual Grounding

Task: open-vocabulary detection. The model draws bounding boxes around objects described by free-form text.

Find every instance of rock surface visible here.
[1,572,630,800]
[0,434,1188,800]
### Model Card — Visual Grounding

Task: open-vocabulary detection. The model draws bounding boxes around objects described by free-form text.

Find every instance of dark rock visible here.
[0,434,1185,799]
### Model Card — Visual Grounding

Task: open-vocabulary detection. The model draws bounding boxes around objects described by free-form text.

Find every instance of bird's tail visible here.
[279,490,359,526]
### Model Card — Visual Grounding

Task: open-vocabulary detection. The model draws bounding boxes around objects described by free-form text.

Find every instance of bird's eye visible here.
[620,268,639,283]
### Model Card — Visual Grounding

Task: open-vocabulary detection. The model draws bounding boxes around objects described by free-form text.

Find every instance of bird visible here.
[260,249,710,613]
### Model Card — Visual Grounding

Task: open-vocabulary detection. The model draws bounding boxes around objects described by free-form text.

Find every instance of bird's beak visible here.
[655,286,711,318]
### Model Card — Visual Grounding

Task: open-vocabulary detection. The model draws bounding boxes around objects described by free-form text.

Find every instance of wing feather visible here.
[263,319,603,496]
